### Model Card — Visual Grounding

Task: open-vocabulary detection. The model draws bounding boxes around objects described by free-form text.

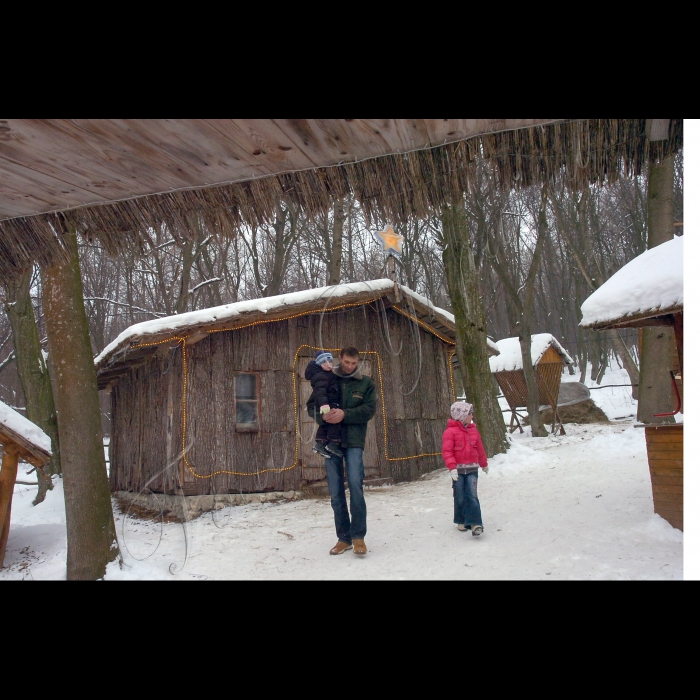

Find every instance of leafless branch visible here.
[0,351,16,374]
[84,297,166,318]
[189,277,222,295]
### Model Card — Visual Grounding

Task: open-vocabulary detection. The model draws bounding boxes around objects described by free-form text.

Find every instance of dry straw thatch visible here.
[0,118,682,281]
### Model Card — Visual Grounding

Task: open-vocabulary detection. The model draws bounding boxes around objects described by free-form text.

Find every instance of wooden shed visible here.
[488,334,574,435]
[0,401,52,567]
[95,279,499,498]
[580,236,683,530]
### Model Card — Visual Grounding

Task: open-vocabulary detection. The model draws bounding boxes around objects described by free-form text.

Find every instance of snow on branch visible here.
[153,239,177,251]
[0,351,15,373]
[196,236,213,251]
[0,332,11,352]
[84,297,166,318]
[188,278,222,295]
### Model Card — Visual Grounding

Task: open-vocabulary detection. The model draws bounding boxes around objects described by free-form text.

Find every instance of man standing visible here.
[311,346,376,556]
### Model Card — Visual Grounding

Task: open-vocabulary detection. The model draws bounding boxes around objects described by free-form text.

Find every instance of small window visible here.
[235,373,259,431]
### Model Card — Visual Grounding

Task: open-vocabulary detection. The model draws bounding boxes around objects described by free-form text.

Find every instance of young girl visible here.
[441,401,489,536]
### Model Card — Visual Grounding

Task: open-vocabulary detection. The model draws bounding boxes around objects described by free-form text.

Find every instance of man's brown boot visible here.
[352,538,367,555]
[329,540,352,555]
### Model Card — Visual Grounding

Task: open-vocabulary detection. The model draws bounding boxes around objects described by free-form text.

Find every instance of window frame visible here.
[234,371,260,432]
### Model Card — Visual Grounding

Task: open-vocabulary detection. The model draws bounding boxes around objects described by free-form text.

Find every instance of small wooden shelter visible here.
[0,402,52,567]
[489,334,574,435]
[580,236,683,530]
[95,279,499,498]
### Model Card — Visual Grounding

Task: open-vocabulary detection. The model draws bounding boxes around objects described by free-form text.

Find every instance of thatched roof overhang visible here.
[94,279,499,388]
[0,119,682,280]
[579,306,682,331]
[579,236,683,331]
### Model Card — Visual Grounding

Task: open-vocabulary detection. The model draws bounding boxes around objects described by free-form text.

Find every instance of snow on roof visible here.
[489,334,573,373]
[0,401,52,454]
[95,279,499,366]
[95,280,395,365]
[579,236,683,328]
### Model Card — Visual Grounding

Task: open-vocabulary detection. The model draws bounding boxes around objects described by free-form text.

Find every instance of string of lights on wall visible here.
[130,297,459,479]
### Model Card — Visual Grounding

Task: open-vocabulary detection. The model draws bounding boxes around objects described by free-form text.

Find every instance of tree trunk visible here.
[441,203,508,457]
[609,329,639,399]
[516,186,549,437]
[175,239,196,313]
[266,207,288,297]
[327,198,346,286]
[637,153,676,424]
[3,268,60,505]
[595,348,608,384]
[589,335,601,382]
[346,214,355,282]
[40,228,120,580]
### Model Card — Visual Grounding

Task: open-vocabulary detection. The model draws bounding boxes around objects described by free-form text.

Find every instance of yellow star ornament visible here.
[372,225,404,258]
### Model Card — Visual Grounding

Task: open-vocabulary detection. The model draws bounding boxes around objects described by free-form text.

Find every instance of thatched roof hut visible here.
[579,236,683,531]
[489,334,574,434]
[0,119,683,280]
[97,280,499,502]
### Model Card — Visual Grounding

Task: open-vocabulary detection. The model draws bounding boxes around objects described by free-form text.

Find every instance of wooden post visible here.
[0,444,20,567]
[387,255,401,303]
[673,312,683,376]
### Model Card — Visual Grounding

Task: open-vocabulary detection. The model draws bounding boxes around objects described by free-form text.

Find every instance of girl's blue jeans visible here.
[452,471,483,528]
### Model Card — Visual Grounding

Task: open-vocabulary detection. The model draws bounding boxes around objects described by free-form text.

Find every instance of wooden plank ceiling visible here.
[0,119,565,221]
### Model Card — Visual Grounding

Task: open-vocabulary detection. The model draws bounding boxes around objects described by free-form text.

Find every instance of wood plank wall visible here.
[645,424,683,531]
[110,302,456,494]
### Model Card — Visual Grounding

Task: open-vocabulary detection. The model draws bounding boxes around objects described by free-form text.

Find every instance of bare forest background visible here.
[0,153,684,432]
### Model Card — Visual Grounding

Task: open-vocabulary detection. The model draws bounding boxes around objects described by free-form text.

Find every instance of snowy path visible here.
[1,421,682,580]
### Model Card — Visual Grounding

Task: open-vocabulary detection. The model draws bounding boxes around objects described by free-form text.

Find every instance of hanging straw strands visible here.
[0,119,682,281]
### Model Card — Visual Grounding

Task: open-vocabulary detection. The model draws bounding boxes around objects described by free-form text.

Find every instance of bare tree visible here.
[637,152,677,423]
[2,267,60,503]
[440,200,508,457]
[548,184,641,397]
[41,228,120,580]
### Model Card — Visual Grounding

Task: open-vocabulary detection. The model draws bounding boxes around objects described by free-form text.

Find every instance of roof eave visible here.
[580,305,683,331]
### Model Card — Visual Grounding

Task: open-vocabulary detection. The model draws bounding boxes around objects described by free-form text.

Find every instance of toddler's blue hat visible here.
[315,351,333,365]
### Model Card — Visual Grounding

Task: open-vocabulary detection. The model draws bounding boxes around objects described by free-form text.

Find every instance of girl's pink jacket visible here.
[441,419,488,471]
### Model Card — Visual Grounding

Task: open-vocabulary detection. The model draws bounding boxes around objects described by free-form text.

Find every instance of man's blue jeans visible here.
[452,471,483,528]
[325,447,367,544]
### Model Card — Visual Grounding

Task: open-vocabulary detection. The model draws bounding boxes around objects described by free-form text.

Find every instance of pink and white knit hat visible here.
[450,401,473,422]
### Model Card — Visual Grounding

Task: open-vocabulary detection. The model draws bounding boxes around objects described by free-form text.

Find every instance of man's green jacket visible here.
[307,366,377,449]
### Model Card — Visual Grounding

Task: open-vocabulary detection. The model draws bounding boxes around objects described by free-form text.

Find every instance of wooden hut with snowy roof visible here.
[489,334,574,435]
[0,401,52,566]
[580,235,683,530]
[95,279,499,501]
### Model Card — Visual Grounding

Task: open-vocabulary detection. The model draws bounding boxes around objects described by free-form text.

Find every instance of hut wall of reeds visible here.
[103,292,470,496]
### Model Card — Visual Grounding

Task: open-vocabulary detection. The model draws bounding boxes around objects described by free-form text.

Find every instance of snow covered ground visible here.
[1,364,688,581]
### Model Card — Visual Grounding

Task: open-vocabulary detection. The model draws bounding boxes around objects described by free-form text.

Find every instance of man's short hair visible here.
[340,345,360,358]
